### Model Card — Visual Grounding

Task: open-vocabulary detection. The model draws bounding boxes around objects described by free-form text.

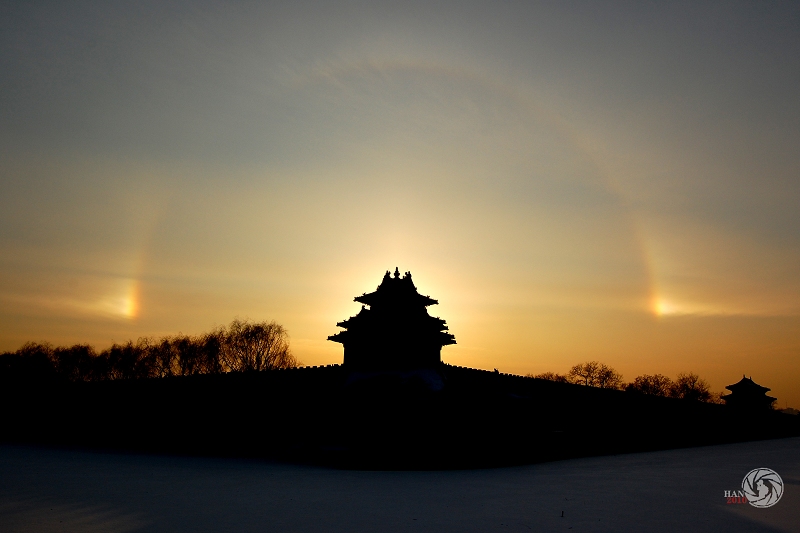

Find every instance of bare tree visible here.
[708,391,726,405]
[568,361,624,389]
[223,319,296,372]
[172,335,203,376]
[528,371,571,383]
[52,344,97,382]
[626,374,673,396]
[150,337,177,378]
[669,372,712,402]
[102,338,160,380]
[198,329,225,374]
[568,361,599,385]
[1,342,55,379]
[596,365,624,389]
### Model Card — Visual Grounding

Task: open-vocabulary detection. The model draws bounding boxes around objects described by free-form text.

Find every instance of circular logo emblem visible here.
[742,468,783,508]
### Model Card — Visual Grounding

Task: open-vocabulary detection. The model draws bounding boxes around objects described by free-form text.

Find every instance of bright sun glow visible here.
[650,295,736,317]
[95,279,140,319]
[120,280,140,319]
[651,297,681,317]
[650,296,700,317]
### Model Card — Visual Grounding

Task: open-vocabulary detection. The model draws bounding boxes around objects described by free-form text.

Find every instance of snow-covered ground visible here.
[1,438,798,532]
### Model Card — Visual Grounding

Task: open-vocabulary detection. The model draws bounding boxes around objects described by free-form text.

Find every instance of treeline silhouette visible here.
[530,360,720,403]
[0,319,298,382]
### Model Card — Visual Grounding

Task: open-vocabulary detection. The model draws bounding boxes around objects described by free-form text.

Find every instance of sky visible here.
[1,1,799,406]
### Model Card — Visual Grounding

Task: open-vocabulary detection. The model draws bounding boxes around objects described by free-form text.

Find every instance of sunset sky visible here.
[2,2,799,406]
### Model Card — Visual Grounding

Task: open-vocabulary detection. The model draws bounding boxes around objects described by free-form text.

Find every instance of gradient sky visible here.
[2,1,799,406]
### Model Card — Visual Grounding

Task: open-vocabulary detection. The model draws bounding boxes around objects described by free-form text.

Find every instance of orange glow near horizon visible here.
[1,3,798,408]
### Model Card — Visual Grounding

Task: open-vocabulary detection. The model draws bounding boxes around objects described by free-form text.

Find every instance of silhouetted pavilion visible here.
[328,268,456,370]
[722,376,777,410]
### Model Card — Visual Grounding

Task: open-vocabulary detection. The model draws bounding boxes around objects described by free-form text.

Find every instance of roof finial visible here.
[394,267,400,278]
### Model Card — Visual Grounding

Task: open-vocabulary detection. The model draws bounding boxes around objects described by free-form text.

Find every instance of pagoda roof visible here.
[354,268,438,308]
[725,375,771,393]
[327,268,456,370]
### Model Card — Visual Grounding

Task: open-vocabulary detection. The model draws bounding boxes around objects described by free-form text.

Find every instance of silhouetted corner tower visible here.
[722,376,777,411]
[328,268,456,370]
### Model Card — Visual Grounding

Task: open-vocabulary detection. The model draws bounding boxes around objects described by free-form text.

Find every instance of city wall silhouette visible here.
[2,270,798,469]
[2,362,798,469]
